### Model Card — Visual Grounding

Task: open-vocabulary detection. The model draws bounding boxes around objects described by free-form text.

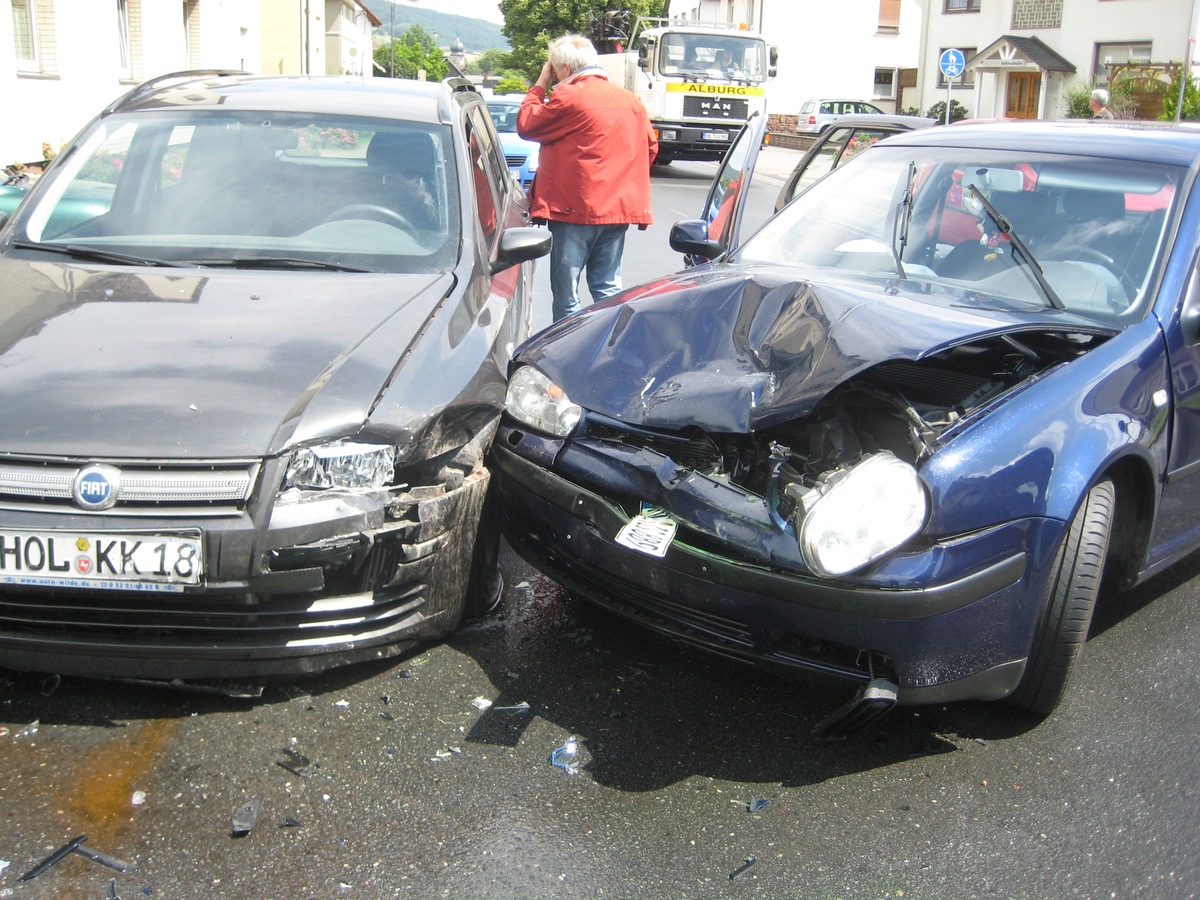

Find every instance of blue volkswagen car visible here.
[492,117,1199,732]
[487,98,539,190]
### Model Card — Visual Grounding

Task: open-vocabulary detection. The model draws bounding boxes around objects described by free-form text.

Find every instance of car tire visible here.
[1009,478,1115,714]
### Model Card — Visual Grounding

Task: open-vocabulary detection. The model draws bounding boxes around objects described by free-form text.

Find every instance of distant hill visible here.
[374,1,509,53]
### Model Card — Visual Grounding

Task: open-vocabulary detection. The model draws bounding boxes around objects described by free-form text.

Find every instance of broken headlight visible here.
[284,441,397,491]
[793,452,927,577]
[505,365,582,437]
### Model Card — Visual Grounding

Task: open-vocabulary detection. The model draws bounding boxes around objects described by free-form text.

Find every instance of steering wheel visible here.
[320,204,417,236]
[1044,244,1138,305]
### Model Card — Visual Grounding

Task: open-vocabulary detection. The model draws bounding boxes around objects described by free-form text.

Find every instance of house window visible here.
[117,0,131,76]
[12,0,38,65]
[945,0,981,11]
[1093,41,1152,82]
[874,67,897,99]
[877,0,900,33]
[936,46,976,87]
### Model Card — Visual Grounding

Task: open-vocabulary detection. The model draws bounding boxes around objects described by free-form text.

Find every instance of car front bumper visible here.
[0,458,491,681]
[492,433,1061,705]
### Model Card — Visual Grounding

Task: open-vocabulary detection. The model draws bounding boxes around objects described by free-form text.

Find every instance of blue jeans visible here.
[547,221,629,321]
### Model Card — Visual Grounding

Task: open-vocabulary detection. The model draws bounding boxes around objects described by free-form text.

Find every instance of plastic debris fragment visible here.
[494,701,531,712]
[131,790,146,806]
[550,736,581,774]
[280,817,303,828]
[15,720,39,738]
[277,747,316,778]
[19,834,88,881]
[104,878,121,900]
[231,795,264,836]
[729,856,757,880]
[471,696,493,711]
[40,674,61,697]
[748,798,770,813]
[72,842,138,874]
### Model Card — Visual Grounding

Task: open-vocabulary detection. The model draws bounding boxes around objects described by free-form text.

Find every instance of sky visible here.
[388,0,504,25]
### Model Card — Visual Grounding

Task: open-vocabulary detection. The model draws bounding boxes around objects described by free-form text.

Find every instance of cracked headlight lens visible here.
[505,365,581,437]
[797,452,927,577]
[284,441,397,490]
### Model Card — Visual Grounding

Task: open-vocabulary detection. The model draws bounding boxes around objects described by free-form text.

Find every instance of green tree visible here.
[465,48,511,76]
[492,75,529,94]
[373,25,449,81]
[1161,71,1200,121]
[499,0,666,83]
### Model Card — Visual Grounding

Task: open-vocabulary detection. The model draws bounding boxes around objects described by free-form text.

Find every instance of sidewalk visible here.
[752,143,807,181]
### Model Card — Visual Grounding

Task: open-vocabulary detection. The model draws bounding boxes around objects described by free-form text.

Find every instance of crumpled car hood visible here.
[0,258,451,458]
[518,266,1101,432]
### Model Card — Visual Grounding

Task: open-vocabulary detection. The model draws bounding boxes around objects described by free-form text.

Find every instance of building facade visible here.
[916,0,1200,119]
[3,0,379,165]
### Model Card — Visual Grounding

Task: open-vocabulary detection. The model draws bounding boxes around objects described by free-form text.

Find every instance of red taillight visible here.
[807,115,817,124]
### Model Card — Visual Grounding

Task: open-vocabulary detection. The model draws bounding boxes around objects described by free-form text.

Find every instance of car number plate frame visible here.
[702,131,730,141]
[0,527,204,591]
[614,511,677,558]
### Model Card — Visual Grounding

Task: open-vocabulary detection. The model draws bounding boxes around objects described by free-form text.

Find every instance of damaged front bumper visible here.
[493,431,1063,705]
[0,458,492,681]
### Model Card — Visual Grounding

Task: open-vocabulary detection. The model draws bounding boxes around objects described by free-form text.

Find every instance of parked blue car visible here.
[492,116,1196,732]
[487,98,539,190]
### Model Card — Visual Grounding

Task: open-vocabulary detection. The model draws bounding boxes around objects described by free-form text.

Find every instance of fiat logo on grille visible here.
[73,464,121,510]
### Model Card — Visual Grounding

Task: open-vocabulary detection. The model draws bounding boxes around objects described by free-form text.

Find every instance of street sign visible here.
[939,48,966,79]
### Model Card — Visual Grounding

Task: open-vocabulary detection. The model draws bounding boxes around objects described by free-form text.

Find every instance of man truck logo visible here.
[73,465,121,510]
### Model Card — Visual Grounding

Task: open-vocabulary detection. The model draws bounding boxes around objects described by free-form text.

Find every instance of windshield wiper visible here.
[890,161,918,281]
[13,240,187,268]
[966,186,1065,310]
[191,256,376,273]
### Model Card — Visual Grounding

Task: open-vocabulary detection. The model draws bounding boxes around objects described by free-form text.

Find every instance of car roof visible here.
[877,119,1200,166]
[108,71,472,125]
[817,113,935,130]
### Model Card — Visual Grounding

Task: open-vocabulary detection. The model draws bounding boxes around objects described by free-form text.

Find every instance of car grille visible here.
[504,154,527,167]
[682,96,749,120]
[0,583,426,650]
[0,459,256,513]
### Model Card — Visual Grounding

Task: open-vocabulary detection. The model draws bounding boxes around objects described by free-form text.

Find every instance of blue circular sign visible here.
[940,48,966,79]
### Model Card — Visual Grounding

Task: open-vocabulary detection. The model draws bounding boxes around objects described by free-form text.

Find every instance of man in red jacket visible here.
[517,34,658,321]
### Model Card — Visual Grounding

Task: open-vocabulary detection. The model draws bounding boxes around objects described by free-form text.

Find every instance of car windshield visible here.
[487,103,520,134]
[10,111,461,274]
[739,144,1180,323]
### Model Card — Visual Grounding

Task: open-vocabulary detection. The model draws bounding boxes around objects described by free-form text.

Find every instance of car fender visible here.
[921,317,1170,536]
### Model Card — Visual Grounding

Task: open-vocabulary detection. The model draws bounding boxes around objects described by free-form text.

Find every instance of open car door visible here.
[669,111,767,265]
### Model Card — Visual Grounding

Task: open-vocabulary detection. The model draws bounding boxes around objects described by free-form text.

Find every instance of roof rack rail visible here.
[103,69,249,116]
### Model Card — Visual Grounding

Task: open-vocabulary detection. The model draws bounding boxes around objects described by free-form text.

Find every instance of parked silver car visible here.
[796,98,884,134]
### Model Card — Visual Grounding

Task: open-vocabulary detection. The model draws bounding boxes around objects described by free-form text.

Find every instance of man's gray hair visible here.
[548,34,599,72]
[1091,88,1110,106]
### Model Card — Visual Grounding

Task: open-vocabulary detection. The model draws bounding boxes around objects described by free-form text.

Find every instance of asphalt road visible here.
[2,149,1198,899]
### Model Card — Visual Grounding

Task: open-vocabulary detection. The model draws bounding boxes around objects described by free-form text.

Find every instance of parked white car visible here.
[795,98,884,134]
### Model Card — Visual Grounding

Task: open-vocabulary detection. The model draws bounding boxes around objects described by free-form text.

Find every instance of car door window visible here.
[464,106,506,246]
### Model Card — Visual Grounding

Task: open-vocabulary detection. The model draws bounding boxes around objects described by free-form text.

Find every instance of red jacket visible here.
[517,72,657,226]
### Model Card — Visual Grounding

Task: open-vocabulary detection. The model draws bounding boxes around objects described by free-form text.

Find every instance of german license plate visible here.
[702,132,730,141]
[615,512,677,558]
[0,528,203,591]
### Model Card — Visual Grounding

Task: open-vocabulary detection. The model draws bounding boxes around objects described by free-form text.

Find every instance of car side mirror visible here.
[669,218,722,263]
[492,226,552,274]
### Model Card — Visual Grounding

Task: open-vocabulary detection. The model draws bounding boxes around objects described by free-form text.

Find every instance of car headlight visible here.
[284,440,397,491]
[795,452,927,577]
[527,146,539,172]
[505,365,581,437]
